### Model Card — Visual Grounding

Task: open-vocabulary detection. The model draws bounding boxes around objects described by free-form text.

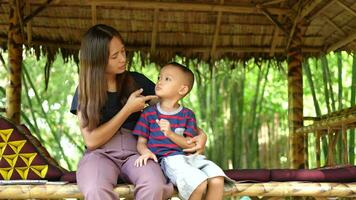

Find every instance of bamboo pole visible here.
[1,182,356,199]
[6,0,24,124]
[150,8,158,54]
[210,0,223,60]
[269,2,285,57]
[25,0,32,45]
[350,54,356,164]
[288,23,304,169]
[316,131,321,167]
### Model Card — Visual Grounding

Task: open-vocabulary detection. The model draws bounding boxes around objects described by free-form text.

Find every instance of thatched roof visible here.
[0,0,356,64]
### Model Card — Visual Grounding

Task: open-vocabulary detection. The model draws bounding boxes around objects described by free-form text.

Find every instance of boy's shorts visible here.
[160,154,234,200]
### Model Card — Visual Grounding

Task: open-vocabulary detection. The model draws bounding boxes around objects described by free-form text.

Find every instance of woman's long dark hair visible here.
[79,24,138,130]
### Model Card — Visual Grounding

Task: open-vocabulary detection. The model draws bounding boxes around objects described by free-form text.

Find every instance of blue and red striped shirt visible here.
[133,103,197,159]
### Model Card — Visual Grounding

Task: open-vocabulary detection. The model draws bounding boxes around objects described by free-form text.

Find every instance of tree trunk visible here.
[254,62,270,168]
[304,59,326,167]
[239,64,247,168]
[303,60,321,116]
[249,67,262,168]
[350,54,356,164]
[336,52,343,164]
[337,52,343,110]
[313,58,329,165]
[321,56,332,114]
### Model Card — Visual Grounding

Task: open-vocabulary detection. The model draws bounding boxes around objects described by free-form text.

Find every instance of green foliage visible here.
[1,50,83,170]
[0,49,354,170]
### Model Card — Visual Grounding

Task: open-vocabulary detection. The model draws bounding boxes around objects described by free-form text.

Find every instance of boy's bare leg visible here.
[188,180,207,200]
[205,176,224,200]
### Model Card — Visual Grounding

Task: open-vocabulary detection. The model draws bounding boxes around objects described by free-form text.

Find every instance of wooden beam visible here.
[210,0,223,60]
[150,8,158,54]
[299,0,323,20]
[320,1,356,48]
[257,5,290,36]
[327,32,356,52]
[270,2,286,56]
[336,0,356,17]
[322,14,347,36]
[15,0,25,41]
[91,3,97,25]
[89,0,290,16]
[0,36,321,53]
[25,0,32,45]
[261,0,286,7]
[286,3,301,51]
[22,0,53,25]
[0,29,323,41]
[308,0,336,21]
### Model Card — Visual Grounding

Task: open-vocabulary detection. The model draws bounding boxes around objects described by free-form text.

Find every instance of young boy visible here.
[133,62,233,200]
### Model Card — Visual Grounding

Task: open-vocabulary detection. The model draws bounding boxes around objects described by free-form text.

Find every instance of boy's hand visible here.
[134,152,158,167]
[183,128,207,154]
[156,119,172,136]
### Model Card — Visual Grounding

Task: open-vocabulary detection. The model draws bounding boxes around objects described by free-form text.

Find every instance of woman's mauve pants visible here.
[76,128,174,200]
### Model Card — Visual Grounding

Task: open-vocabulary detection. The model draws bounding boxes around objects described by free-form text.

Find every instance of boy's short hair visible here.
[166,62,194,92]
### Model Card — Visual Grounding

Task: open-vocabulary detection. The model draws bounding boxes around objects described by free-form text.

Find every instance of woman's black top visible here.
[70,71,155,130]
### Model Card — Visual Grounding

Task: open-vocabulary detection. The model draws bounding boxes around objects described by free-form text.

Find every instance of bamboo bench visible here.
[1,182,356,199]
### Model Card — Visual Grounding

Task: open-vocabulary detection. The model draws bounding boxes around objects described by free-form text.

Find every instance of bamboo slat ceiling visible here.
[0,0,356,63]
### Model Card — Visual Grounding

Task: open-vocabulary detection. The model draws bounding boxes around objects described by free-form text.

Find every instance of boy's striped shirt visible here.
[133,103,197,159]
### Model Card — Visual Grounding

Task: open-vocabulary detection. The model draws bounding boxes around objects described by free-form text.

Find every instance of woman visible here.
[70,24,207,200]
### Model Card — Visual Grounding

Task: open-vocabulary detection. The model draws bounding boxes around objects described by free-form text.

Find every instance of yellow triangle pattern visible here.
[0,168,14,180]
[0,129,13,143]
[30,165,48,178]
[3,154,18,167]
[8,140,26,154]
[0,142,6,159]
[0,128,49,180]
[15,167,29,180]
[19,153,37,167]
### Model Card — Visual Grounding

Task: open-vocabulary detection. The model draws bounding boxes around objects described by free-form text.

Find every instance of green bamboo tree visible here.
[350,54,356,164]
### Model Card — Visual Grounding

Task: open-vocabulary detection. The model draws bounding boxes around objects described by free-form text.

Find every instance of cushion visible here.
[0,116,67,180]
[271,166,356,182]
[224,169,271,182]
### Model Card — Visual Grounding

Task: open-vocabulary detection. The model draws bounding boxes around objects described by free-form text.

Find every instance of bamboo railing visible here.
[0,182,356,199]
[296,106,356,167]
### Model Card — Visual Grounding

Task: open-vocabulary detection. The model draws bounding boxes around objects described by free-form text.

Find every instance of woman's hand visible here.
[183,128,207,154]
[125,89,158,113]
[134,152,158,167]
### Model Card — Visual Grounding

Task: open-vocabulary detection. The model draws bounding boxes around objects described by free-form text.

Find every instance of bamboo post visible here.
[316,131,321,168]
[288,22,304,169]
[6,0,24,124]
[304,133,309,168]
[341,125,348,164]
[327,128,335,166]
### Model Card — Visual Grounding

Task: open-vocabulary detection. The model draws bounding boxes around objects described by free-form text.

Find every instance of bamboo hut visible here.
[0,0,356,172]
